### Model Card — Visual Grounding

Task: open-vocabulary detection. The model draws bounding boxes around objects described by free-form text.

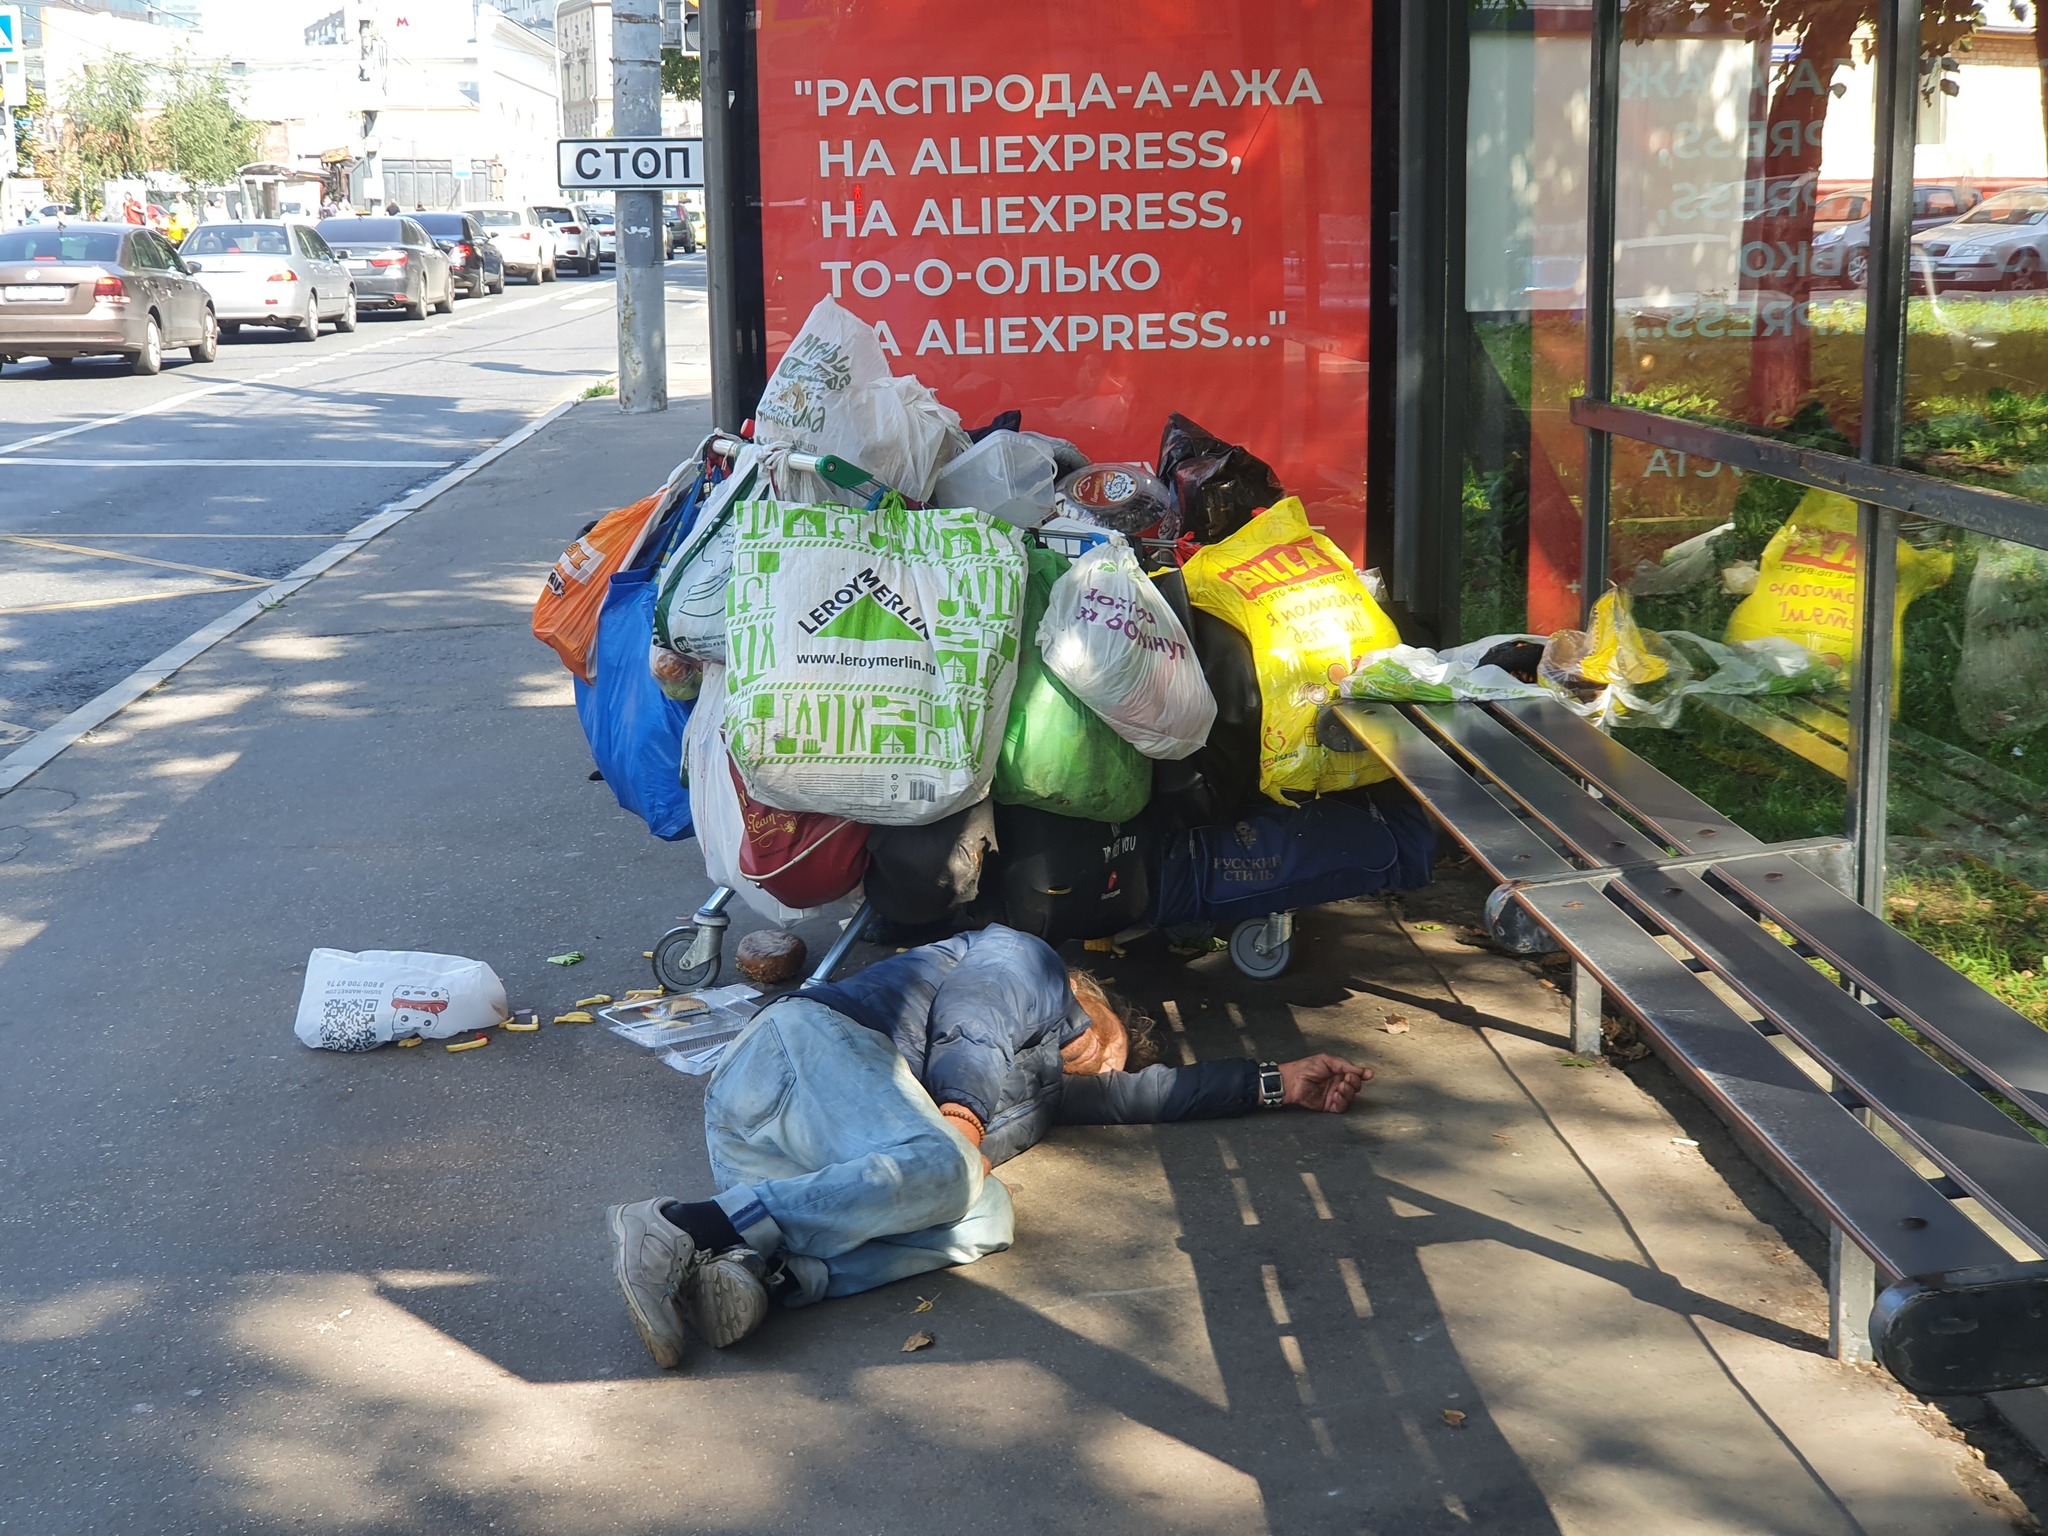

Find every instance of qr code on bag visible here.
[319,996,382,1053]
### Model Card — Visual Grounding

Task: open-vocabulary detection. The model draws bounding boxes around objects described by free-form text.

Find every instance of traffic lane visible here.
[1,272,708,733]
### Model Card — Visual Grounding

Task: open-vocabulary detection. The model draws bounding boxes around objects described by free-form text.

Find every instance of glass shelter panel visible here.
[1902,18,2048,506]
[1613,2,1873,451]
[1608,457,1855,845]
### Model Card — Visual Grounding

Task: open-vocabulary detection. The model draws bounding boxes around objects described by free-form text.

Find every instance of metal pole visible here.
[1845,0,1919,913]
[701,0,767,433]
[1580,0,1623,626]
[612,0,666,413]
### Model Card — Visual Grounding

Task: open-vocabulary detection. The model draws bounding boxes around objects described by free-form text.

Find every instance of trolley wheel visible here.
[1229,918,1292,980]
[652,924,722,991]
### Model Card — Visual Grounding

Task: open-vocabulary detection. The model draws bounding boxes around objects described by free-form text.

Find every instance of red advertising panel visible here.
[754,0,1375,557]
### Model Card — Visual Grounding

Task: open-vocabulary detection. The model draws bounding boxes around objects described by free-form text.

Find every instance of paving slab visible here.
[0,399,2033,1534]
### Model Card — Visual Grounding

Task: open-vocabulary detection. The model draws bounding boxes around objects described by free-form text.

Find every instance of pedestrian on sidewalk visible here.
[608,924,1369,1368]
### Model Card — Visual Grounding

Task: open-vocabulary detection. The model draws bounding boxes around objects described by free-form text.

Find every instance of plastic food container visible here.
[931,431,1062,527]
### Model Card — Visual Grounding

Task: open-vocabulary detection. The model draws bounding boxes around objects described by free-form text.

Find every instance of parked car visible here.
[1813,183,1979,288]
[587,207,617,266]
[532,201,597,275]
[312,216,456,318]
[689,205,708,251]
[179,220,357,340]
[1913,187,2048,290]
[412,211,505,298]
[1813,186,1870,238]
[468,205,556,283]
[0,222,218,375]
[663,202,698,256]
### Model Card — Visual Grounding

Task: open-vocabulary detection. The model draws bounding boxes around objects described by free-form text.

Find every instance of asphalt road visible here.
[0,257,711,745]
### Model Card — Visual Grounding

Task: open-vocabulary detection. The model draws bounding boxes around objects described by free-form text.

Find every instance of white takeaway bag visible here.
[722,496,1027,825]
[293,949,508,1051]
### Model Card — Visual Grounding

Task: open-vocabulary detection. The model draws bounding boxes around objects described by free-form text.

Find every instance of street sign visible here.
[0,6,18,56]
[557,137,702,192]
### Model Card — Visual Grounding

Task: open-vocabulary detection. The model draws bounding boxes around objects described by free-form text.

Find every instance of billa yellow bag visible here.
[1184,497,1401,802]
[1724,489,1951,687]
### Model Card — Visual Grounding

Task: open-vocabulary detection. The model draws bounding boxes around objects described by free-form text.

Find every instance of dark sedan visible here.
[413,212,505,299]
[312,216,455,319]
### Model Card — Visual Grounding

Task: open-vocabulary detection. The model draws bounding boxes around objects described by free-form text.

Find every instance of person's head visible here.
[385,200,399,214]
[1062,970,1160,1075]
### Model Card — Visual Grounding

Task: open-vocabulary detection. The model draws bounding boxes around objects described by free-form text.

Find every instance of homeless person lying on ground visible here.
[608,923,1369,1368]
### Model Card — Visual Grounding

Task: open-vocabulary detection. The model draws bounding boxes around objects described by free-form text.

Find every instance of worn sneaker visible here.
[679,1245,769,1349]
[607,1199,696,1369]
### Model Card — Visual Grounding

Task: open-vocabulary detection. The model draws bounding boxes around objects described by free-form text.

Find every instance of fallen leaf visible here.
[1382,1016,1411,1035]
[912,1296,935,1314]
[1491,1132,1514,1145]
[546,952,586,967]
[1442,1409,1467,1429]
[1557,1055,1596,1069]
[901,1330,934,1353]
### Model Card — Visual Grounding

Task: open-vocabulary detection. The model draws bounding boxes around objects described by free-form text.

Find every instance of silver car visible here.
[0,222,218,375]
[313,217,457,318]
[180,220,357,340]
[1913,187,2048,291]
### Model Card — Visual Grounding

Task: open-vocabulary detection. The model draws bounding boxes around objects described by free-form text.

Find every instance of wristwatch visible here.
[1258,1061,1285,1109]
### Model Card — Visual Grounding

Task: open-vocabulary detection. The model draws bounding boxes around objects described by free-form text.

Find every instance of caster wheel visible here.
[652,923,721,991]
[1229,918,1292,980]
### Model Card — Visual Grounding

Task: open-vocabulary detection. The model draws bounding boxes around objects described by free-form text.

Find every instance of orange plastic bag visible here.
[532,494,662,683]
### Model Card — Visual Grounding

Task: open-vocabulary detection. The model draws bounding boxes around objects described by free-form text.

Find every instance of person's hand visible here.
[1276,1055,1370,1114]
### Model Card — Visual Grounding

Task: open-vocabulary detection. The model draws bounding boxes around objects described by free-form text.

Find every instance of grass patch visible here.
[581,378,618,399]
[1888,858,2048,1029]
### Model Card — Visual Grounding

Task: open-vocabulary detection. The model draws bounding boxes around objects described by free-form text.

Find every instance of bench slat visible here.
[1410,703,2048,1256]
[1492,697,2048,1130]
[1327,701,2007,1278]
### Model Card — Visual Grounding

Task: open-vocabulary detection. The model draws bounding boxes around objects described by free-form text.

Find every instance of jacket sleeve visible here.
[922,928,1078,1126]
[1055,1060,1261,1125]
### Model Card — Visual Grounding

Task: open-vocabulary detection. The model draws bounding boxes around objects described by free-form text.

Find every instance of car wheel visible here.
[219,320,242,337]
[1847,248,1869,289]
[525,264,542,286]
[292,294,319,341]
[190,307,220,363]
[542,261,557,283]
[129,314,164,375]
[490,271,506,295]
[335,289,358,333]
[405,284,429,320]
[434,280,454,314]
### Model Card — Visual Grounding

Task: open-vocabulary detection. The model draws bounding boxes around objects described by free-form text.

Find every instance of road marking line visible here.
[7,532,339,539]
[0,389,590,798]
[0,583,270,616]
[0,535,265,582]
[0,458,455,469]
[564,292,614,312]
[0,289,581,457]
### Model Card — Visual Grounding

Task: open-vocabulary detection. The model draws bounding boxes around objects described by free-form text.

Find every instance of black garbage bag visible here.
[993,804,1158,947]
[1158,413,1286,545]
[863,800,999,934]
[1147,568,1262,828]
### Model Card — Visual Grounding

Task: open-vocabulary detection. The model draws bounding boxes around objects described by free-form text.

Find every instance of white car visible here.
[469,205,556,284]
[178,220,357,340]
[532,201,597,276]
[1913,186,2048,291]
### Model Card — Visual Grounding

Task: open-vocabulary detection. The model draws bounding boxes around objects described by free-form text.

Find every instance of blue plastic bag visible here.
[1150,788,1433,928]
[575,568,693,841]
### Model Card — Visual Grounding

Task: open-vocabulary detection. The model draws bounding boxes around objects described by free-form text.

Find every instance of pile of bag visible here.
[533,297,1436,945]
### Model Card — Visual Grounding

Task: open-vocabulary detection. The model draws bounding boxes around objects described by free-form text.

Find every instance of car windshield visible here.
[182,224,290,256]
[589,212,615,227]
[1815,193,1866,222]
[414,214,467,237]
[473,209,525,228]
[1961,193,2048,227]
[0,229,123,263]
[318,218,405,244]
[533,206,574,222]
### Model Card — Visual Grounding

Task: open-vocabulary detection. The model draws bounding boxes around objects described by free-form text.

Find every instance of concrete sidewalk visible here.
[0,397,2036,1535]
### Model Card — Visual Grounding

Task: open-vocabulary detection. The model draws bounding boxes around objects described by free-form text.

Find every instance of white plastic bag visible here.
[754,298,963,503]
[294,950,507,1051]
[723,497,1027,825]
[684,663,816,925]
[1037,536,1216,760]
[652,444,765,665]
[1338,635,1550,704]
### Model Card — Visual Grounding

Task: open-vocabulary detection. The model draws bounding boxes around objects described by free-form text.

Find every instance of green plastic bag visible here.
[995,544,1151,821]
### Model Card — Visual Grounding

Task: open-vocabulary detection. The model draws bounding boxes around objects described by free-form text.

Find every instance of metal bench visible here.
[1325,695,2048,1397]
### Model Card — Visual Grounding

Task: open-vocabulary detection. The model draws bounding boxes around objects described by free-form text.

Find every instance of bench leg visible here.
[1571,964,1603,1057]
[1830,1226,1878,1363]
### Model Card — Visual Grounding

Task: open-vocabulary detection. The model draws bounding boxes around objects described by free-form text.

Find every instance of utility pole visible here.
[612,0,666,412]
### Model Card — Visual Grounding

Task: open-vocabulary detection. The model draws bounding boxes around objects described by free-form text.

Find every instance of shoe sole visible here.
[607,1204,683,1370]
[686,1255,768,1349]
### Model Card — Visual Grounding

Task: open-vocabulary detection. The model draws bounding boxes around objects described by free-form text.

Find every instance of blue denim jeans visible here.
[704,997,1015,1306]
